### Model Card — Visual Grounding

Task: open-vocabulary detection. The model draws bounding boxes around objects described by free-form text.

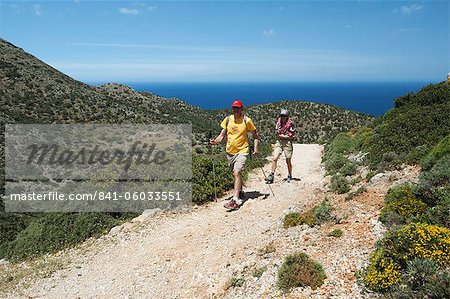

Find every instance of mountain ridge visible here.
[0,38,374,144]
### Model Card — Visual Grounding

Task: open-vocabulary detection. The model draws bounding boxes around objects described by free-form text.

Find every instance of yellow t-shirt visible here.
[221,115,257,155]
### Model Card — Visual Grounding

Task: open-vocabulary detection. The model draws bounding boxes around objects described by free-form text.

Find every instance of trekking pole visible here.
[208,131,218,202]
[260,165,275,197]
[250,139,275,197]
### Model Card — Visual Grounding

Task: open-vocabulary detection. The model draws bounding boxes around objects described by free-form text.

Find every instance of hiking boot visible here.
[223,200,232,208]
[224,199,241,210]
[286,175,292,183]
[266,172,274,184]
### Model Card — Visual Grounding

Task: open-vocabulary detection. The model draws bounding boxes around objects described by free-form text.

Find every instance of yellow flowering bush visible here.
[364,249,402,291]
[383,223,450,266]
[364,223,450,291]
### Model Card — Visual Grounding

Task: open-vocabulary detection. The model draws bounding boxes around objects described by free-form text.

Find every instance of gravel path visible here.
[9,144,325,298]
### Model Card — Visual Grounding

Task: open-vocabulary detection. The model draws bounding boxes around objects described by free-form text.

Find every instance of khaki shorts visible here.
[227,153,248,172]
[273,140,293,159]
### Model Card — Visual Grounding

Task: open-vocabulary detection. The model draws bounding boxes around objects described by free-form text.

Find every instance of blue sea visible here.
[124,81,433,117]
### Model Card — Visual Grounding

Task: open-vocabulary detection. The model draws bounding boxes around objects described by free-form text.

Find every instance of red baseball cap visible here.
[231,99,243,107]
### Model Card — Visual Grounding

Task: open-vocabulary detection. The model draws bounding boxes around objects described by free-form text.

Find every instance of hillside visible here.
[247,101,373,143]
[0,39,215,135]
[317,81,449,297]
[0,39,373,143]
[369,81,450,167]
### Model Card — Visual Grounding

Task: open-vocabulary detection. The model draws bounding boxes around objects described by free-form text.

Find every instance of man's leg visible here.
[232,153,247,202]
[224,170,243,210]
[233,170,242,199]
[224,154,246,210]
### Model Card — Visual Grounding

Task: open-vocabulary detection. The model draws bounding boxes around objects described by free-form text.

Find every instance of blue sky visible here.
[0,0,448,82]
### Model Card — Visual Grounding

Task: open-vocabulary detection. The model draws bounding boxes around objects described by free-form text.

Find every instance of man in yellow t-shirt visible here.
[210,99,259,210]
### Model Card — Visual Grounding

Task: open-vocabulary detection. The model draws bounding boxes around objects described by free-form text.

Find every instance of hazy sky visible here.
[1,0,448,82]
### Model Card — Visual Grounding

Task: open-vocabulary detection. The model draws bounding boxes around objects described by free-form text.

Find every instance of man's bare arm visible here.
[210,128,227,145]
[252,130,259,155]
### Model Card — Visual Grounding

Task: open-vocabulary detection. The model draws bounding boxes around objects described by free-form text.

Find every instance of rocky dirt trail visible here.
[5,144,418,299]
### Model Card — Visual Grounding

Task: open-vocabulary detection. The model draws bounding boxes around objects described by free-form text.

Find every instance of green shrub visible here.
[419,197,450,228]
[366,170,376,181]
[380,211,407,229]
[405,144,429,165]
[284,212,302,228]
[419,155,450,187]
[415,184,450,208]
[283,210,317,228]
[378,151,403,171]
[192,154,233,204]
[312,199,333,222]
[421,134,450,171]
[419,155,450,188]
[324,132,354,159]
[417,268,450,299]
[194,146,206,154]
[324,127,373,157]
[415,155,450,207]
[380,184,427,227]
[330,174,350,194]
[324,153,348,175]
[229,276,245,287]
[401,259,439,290]
[253,266,268,278]
[0,211,38,248]
[328,228,343,238]
[0,213,120,261]
[323,127,373,175]
[388,260,450,299]
[277,252,326,292]
[383,183,418,204]
[340,161,358,176]
[395,83,449,108]
[284,200,333,228]
[352,127,373,151]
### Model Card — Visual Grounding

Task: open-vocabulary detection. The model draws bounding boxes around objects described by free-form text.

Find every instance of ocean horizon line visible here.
[88,80,438,85]
[86,81,436,117]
